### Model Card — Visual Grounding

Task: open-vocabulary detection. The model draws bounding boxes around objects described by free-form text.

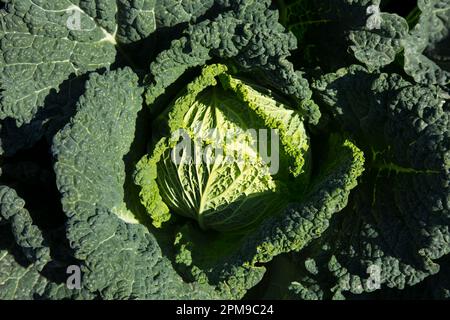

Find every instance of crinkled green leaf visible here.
[308,65,450,297]
[278,0,381,70]
[0,186,50,272]
[403,0,450,87]
[154,0,215,27]
[0,0,117,125]
[350,12,408,70]
[0,0,217,131]
[0,185,83,299]
[146,0,320,124]
[279,0,408,71]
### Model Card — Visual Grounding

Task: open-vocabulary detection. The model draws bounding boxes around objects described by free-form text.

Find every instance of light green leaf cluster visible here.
[136,64,311,232]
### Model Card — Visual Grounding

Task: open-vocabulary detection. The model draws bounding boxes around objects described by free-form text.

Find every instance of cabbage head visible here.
[133,64,365,298]
[136,64,311,232]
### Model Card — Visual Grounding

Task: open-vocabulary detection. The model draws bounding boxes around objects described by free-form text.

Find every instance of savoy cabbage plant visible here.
[0,0,448,300]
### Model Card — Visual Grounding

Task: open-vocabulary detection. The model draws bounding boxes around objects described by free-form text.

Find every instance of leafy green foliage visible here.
[403,0,450,87]
[134,64,364,298]
[137,64,311,232]
[322,0,450,89]
[0,0,116,125]
[304,65,450,297]
[0,185,85,299]
[146,0,320,124]
[51,68,218,299]
[277,0,419,77]
[0,0,449,300]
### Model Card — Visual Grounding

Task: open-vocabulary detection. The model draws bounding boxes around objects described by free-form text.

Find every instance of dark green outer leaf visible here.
[0,185,87,299]
[403,0,450,87]
[306,65,450,297]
